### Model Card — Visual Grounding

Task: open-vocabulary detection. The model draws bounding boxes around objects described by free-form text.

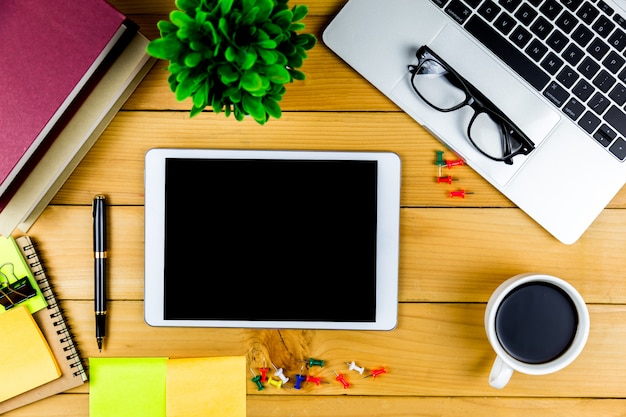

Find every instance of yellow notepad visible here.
[0,305,61,402]
[166,357,246,417]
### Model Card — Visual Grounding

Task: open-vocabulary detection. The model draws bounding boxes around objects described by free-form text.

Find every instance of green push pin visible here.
[435,150,445,167]
[305,357,325,367]
[249,368,264,391]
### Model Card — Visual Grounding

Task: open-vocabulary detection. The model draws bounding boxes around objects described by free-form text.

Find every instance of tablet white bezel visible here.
[144,148,400,330]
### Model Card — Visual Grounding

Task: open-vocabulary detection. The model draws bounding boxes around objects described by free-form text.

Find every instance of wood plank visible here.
[4,394,626,417]
[50,111,626,208]
[26,205,626,303]
[46,301,626,398]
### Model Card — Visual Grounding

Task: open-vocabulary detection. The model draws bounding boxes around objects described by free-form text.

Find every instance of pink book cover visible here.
[0,0,127,196]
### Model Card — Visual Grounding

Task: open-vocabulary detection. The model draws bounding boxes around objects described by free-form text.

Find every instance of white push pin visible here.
[345,361,364,374]
[271,362,290,384]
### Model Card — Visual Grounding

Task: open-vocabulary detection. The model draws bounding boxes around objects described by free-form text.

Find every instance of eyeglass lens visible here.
[410,49,531,163]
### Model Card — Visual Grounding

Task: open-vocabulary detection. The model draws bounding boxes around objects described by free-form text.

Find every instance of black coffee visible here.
[495,282,578,364]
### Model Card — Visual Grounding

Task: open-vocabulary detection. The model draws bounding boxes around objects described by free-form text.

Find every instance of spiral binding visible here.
[21,241,87,378]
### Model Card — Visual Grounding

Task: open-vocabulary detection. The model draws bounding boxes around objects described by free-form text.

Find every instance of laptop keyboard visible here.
[432,0,626,161]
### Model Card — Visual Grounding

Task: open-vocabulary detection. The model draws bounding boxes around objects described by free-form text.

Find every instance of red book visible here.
[0,0,131,196]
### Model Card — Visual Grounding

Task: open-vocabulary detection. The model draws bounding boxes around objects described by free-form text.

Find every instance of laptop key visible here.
[544,81,570,106]
[578,110,601,133]
[603,106,626,138]
[445,0,472,24]
[465,15,551,90]
[561,0,583,12]
[563,98,586,120]
[577,2,600,24]
[609,138,626,160]
[478,0,502,21]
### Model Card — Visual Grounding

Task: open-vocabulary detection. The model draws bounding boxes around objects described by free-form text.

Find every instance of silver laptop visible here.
[323,0,626,244]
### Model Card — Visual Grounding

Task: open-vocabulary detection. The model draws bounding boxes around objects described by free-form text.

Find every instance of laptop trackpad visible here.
[391,24,561,186]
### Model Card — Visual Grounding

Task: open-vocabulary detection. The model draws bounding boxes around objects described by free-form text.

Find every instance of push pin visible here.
[267,377,283,389]
[305,375,325,386]
[259,366,269,383]
[449,190,474,199]
[435,150,445,167]
[294,373,307,390]
[333,370,350,389]
[345,361,364,375]
[249,368,264,391]
[445,159,464,169]
[271,362,290,384]
[364,367,387,379]
[436,176,458,185]
[304,357,325,368]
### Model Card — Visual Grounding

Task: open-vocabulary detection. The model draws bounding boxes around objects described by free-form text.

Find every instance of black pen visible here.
[93,194,107,352]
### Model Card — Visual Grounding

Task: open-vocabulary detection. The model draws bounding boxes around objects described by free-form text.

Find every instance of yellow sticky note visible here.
[0,305,60,401]
[166,356,246,417]
[89,357,167,417]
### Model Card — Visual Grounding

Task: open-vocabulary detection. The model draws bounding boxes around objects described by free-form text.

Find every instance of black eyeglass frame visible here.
[408,46,535,165]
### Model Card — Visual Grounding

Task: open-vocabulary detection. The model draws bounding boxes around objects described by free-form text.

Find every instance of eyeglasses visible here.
[407,46,534,165]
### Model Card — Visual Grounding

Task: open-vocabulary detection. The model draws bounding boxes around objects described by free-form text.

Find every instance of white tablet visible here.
[144,149,401,330]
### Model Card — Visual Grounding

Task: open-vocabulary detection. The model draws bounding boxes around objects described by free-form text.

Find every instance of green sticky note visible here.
[89,357,167,417]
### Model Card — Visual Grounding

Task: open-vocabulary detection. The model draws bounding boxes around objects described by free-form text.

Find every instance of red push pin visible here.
[436,176,458,185]
[305,375,328,386]
[333,370,350,389]
[449,190,474,199]
[445,159,464,169]
[364,367,387,379]
[259,366,269,383]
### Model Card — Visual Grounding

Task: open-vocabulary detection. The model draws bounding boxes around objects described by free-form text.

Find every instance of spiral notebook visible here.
[0,236,87,414]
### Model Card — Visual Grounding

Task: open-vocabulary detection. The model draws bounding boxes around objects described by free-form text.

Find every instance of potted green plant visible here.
[147,0,316,124]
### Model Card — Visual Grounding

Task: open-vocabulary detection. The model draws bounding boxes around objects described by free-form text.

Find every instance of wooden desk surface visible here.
[7,1,626,415]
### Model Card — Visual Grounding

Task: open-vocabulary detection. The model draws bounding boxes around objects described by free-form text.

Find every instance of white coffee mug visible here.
[484,273,590,389]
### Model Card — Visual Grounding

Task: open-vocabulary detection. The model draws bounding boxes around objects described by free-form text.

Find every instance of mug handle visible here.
[489,355,514,389]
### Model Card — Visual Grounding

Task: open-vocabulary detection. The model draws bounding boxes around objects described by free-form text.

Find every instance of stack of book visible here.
[0,0,155,236]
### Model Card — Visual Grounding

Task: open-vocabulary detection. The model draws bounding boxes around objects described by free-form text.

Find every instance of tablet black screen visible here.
[163,158,378,322]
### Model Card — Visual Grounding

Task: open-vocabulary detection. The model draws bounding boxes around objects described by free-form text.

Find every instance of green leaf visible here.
[241,49,258,70]
[218,64,240,84]
[240,71,264,93]
[190,104,204,117]
[157,20,178,36]
[290,68,306,81]
[296,33,317,49]
[256,39,277,49]
[257,48,278,65]
[241,6,259,25]
[170,10,194,28]
[273,9,293,28]
[264,64,291,83]
[225,46,237,62]
[192,81,208,108]
[175,0,200,13]
[175,77,195,101]
[184,52,203,67]
[255,0,274,23]
[219,0,234,15]
[146,37,183,60]
[263,97,282,119]
[292,4,308,21]
[289,22,306,31]
[243,94,267,123]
